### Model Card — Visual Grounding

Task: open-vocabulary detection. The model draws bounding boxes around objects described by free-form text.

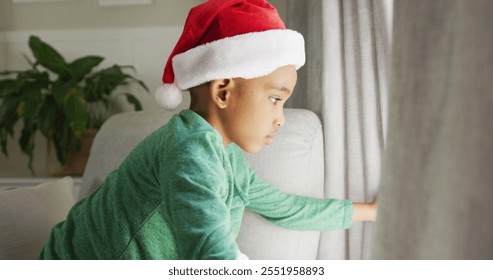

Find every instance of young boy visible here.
[39,0,376,260]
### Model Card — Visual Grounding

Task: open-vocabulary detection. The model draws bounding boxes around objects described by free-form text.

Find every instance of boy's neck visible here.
[189,107,231,148]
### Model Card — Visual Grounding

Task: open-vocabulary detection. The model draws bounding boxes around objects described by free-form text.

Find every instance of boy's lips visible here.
[265,133,277,144]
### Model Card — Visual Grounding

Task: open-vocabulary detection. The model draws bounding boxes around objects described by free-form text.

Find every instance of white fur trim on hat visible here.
[154,84,183,111]
[172,29,305,91]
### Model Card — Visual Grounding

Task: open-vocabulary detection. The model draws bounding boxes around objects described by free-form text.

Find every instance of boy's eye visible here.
[269,96,282,105]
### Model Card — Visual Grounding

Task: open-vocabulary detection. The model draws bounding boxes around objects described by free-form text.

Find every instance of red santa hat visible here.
[155,0,305,110]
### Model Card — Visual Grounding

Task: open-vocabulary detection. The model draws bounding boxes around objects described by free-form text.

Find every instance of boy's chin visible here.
[239,143,265,154]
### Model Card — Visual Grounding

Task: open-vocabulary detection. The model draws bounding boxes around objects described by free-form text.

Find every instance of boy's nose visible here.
[277,110,286,127]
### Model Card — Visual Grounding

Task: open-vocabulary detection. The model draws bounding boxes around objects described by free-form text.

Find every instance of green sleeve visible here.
[246,169,353,231]
[159,132,238,259]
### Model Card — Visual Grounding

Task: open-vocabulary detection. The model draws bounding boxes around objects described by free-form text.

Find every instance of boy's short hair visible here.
[155,0,305,110]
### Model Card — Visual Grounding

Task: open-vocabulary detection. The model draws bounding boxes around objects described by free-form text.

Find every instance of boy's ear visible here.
[209,78,234,109]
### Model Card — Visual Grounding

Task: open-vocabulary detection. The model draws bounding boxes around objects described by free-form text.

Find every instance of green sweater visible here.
[39,110,353,260]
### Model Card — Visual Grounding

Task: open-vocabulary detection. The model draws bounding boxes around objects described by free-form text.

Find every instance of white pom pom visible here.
[154,84,183,110]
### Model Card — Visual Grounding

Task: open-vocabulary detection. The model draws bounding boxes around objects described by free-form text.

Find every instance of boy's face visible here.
[220,65,297,153]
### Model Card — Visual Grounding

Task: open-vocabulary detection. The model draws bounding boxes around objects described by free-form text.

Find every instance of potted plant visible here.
[0,35,149,175]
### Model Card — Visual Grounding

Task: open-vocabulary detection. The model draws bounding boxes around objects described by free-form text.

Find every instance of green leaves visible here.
[125,93,142,111]
[0,79,15,98]
[18,118,37,174]
[83,65,146,123]
[29,35,70,77]
[69,56,104,82]
[63,87,89,138]
[37,95,58,137]
[84,65,126,102]
[0,69,47,166]
[29,35,104,84]
[1,35,149,173]
[0,94,22,156]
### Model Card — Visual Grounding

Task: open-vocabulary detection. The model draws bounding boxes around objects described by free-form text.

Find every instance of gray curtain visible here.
[372,0,493,259]
[285,0,393,259]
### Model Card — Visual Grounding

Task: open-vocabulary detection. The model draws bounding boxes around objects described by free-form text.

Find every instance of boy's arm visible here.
[246,168,377,230]
[246,169,353,231]
[352,201,377,222]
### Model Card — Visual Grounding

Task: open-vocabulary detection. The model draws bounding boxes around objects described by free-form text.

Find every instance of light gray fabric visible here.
[238,109,324,259]
[80,108,326,259]
[372,0,493,259]
[0,177,75,260]
[285,0,393,259]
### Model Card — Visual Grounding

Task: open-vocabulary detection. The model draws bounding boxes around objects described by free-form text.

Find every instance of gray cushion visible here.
[238,109,324,259]
[0,177,75,260]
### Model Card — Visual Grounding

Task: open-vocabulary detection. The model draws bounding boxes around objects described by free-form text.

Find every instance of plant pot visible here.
[47,128,99,176]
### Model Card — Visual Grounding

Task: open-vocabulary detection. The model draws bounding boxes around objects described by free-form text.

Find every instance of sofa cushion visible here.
[237,109,324,259]
[0,177,75,260]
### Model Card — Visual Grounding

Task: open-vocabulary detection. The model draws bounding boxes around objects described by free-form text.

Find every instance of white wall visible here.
[0,0,287,177]
[1,0,206,31]
[0,0,285,31]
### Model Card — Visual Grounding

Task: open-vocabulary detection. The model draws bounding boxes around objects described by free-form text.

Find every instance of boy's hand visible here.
[352,200,377,222]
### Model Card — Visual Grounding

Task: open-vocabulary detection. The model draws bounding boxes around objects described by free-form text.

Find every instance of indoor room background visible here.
[1,0,492,260]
